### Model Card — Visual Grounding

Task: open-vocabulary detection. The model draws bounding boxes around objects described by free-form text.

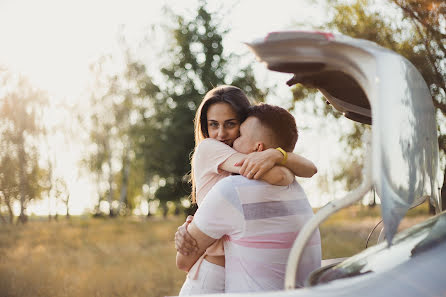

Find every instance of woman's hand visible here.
[236,148,282,180]
[175,215,198,256]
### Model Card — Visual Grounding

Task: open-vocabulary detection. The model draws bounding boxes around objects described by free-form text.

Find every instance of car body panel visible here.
[246,31,440,244]
[307,212,446,285]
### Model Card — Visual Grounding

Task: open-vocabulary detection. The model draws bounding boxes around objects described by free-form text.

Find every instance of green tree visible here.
[85,57,117,216]
[0,72,48,223]
[85,53,154,216]
[53,177,70,218]
[136,1,267,215]
[0,153,19,223]
[293,0,445,208]
[114,57,153,216]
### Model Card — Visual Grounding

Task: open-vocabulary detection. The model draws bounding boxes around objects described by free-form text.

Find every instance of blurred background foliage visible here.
[0,0,442,296]
[0,0,444,224]
[292,0,445,209]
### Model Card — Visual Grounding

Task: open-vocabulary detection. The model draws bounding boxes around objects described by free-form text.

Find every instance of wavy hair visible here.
[190,85,251,203]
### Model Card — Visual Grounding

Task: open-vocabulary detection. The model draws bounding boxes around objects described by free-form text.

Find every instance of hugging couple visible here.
[175,85,321,295]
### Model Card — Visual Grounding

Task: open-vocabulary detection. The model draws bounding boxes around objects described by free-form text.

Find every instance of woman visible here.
[176,85,317,295]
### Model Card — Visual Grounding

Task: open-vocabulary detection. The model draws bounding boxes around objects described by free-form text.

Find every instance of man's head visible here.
[233,104,298,154]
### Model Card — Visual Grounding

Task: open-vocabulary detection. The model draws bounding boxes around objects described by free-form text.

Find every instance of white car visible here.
[195,31,445,296]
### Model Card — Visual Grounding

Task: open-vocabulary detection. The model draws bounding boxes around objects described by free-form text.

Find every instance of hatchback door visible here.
[246,31,440,244]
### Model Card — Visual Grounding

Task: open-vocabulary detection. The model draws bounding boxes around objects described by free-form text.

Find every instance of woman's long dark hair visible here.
[190,85,251,203]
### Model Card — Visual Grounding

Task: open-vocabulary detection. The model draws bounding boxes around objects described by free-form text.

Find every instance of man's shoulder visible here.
[215,175,269,188]
[202,175,245,215]
[216,176,305,191]
[289,180,308,198]
[212,175,245,192]
[212,177,308,202]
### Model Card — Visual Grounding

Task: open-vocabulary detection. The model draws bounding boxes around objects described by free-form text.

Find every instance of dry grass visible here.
[0,217,185,297]
[0,205,430,297]
[319,204,430,259]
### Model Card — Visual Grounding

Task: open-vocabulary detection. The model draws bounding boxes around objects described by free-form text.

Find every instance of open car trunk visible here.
[246,31,440,244]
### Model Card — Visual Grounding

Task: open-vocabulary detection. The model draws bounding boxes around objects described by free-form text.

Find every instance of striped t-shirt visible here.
[194,175,321,293]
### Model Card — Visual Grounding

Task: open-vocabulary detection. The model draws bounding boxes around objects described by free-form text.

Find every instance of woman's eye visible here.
[209,122,218,128]
[225,122,237,128]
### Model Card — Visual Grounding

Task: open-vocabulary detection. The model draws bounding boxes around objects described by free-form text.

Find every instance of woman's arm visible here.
[238,149,317,179]
[195,139,299,186]
[176,222,216,272]
[219,153,295,186]
[175,216,198,256]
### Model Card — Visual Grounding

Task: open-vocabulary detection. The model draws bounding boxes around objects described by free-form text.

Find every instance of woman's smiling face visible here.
[206,102,240,147]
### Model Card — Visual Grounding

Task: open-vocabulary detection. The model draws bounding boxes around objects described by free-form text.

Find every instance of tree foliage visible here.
[85,55,152,216]
[293,0,445,207]
[0,71,48,223]
[84,2,267,216]
[134,1,267,214]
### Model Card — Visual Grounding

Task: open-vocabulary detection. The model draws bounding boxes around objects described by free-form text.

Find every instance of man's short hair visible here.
[247,104,298,152]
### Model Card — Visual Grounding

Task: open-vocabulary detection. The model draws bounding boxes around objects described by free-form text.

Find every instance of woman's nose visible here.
[217,126,227,138]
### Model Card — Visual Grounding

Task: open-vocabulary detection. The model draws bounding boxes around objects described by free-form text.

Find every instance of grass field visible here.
[0,204,430,297]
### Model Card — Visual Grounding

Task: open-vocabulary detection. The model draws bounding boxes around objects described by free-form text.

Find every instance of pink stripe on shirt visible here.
[230,231,298,249]
[230,231,321,249]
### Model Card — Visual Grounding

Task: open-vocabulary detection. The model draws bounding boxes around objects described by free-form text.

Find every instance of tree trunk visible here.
[47,162,53,221]
[117,150,130,215]
[6,200,14,224]
[368,189,376,208]
[0,213,6,224]
[17,136,28,224]
[440,167,446,212]
[162,203,168,218]
[174,204,181,216]
[48,194,52,221]
[18,212,27,224]
[93,172,102,216]
[146,177,152,217]
[146,198,152,217]
[107,148,114,217]
[1,196,15,224]
[65,194,70,218]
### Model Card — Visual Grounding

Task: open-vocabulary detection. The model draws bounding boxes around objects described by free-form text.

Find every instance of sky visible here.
[0,0,354,215]
[0,0,326,100]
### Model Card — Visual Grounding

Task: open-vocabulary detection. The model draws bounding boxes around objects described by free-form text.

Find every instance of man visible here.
[176,104,321,293]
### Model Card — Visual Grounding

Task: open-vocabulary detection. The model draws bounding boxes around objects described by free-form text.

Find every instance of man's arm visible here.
[176,221,217,272]
[238,149,317,179]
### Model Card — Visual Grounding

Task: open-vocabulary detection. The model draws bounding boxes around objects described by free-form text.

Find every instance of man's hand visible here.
[175,216,198,256]
[236,149,281,179]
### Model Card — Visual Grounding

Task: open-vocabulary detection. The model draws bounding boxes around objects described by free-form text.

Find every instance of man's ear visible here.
[255,142,265,152]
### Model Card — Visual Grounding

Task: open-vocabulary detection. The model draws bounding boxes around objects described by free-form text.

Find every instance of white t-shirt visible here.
[194,175,322,293]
